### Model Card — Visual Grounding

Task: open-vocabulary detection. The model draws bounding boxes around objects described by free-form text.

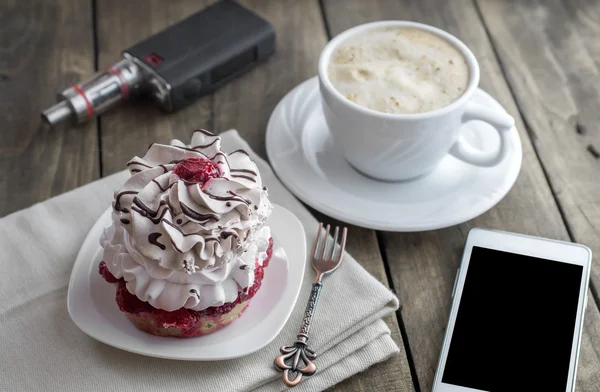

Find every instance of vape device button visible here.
[452,268,460,298]
[183,79,203,100]
[144,53,164,66]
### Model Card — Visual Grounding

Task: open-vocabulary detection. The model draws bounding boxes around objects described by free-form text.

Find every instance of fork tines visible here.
[313,223,348,263]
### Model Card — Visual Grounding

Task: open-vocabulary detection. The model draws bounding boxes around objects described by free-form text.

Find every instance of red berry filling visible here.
[116,280,153,313]
[99,261,118,283]
[265,237,273,267]
[173,157,220,186]
[153,307,200,329]
[100,237,274,329]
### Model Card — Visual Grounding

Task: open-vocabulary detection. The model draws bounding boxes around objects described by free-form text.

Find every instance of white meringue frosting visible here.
[100,130,272,311]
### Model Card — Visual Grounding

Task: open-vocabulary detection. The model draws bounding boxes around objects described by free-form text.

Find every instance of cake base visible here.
[124,300,251,337]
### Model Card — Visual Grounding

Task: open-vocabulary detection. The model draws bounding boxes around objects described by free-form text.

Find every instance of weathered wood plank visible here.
[97,1,413,390]
[323,0,600,390]
[212,1,414,388]
[0,0,98,216]
[476,0,600,308]
[312,214,414,392]
[97,0,215,175]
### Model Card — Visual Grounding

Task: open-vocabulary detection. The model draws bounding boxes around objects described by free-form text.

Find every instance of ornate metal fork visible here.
[274,223,347,387]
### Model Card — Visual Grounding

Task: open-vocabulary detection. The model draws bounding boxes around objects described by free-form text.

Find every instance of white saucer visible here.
[266,77,523,231]
[67,204,306,361]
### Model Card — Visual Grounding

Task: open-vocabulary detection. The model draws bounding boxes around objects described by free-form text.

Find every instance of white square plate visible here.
[67,204,306,360]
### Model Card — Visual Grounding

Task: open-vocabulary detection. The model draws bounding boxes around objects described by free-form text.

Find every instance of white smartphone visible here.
[432,228,592,392]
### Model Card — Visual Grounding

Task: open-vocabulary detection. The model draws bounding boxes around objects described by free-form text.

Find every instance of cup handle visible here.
[449,101,515,166]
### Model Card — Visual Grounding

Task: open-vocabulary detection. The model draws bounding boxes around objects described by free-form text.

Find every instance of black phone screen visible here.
[441,246,583,391]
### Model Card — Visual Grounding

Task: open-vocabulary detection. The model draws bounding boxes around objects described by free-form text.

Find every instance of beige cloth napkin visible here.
[0,130,399,392]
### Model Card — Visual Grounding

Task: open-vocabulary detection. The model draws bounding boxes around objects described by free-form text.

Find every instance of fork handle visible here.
[298,282,322,340]
[273,282,322,387]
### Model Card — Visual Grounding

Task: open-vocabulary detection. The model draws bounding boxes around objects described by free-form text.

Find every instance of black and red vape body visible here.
[42,0,276,126]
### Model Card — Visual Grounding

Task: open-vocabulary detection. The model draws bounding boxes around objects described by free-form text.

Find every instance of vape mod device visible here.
[42,0,276,126]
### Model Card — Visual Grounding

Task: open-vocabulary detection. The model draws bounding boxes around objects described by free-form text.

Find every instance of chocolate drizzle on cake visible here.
[180,202,219,222]
[170,144,210,156]
[230,149,250,157]
[202,190,250,205]
[220,231,240,241]
[162,220,218,242]
[208,152,230,167]
[171,239,183,253]
[228,191,251,204]
[152,179,174,192]
[193,129,218,137]
[230,168,257,175]
[191,138,219,149]
[114,191,138,213]
[127,160,152,168]
[182,179,199,187]
[131,197,172,225]
[148,232,166,250]
[231,174,256,182]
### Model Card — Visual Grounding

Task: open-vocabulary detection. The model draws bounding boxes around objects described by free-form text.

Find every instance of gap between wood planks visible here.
[88,1,595,389]
[91,0,103,178]
[316,1,422,390]
[471,0,600,312]
[377,233,423,392]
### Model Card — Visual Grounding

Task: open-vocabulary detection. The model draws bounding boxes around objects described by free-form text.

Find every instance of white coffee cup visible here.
[318,21,515,181]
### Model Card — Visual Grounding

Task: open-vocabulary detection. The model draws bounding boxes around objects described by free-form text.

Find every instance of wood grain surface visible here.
[323,0,600,390]
[96,1,414,391]
[3,0,600,390]
[476,0,600,306]
[0,0,98,216]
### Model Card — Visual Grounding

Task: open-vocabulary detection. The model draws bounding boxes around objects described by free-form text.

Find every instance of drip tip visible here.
[41,58,143,128]
[41,101,73,126]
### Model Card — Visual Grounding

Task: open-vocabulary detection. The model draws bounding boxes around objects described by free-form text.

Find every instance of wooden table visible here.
[2,0,599,390]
